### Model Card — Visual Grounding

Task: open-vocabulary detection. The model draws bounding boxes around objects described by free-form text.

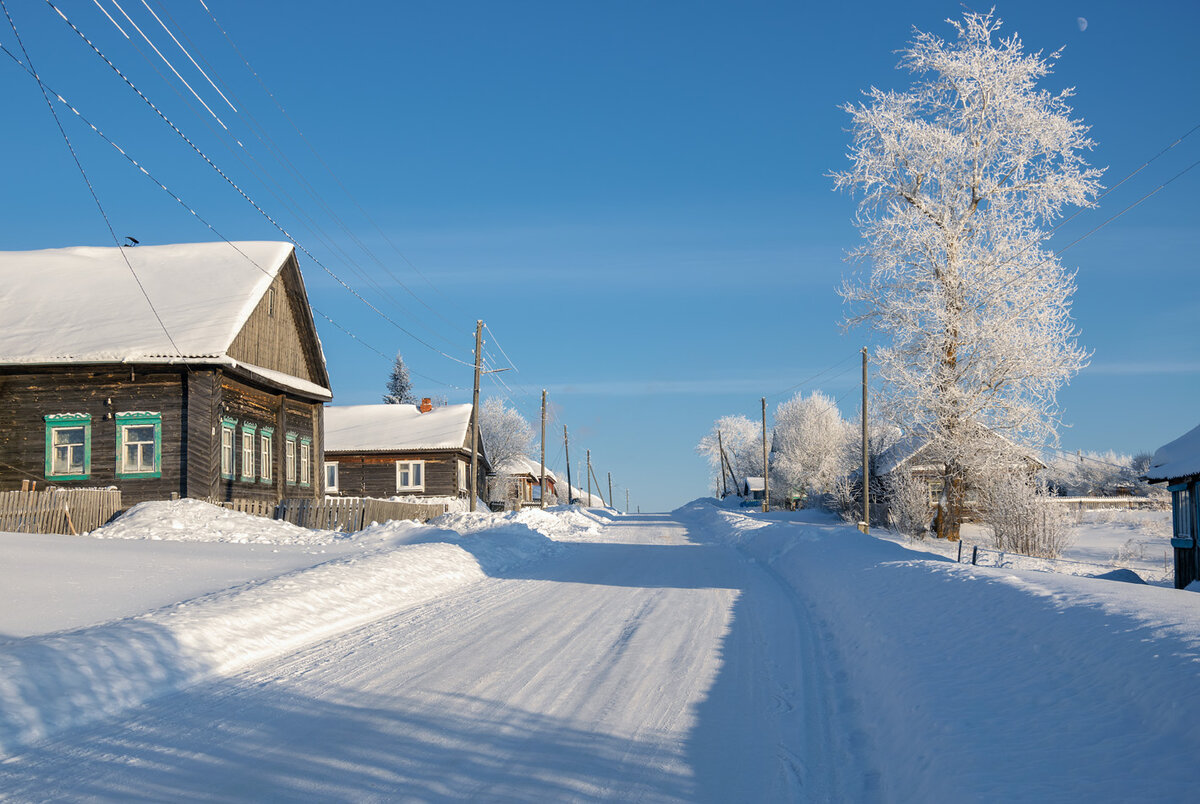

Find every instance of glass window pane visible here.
[127,426,155,443]
[54,427,85,446]
[412,463,422,486]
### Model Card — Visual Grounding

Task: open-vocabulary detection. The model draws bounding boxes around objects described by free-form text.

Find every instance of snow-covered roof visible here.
[325,404,474,452]
[743,477,765,492]
[494,455,558,483]
[0,241,289,361]
[1145,423,1200,482]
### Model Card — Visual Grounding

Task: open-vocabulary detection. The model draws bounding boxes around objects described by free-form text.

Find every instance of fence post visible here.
[957,540,963,563]
[971,545,978,566]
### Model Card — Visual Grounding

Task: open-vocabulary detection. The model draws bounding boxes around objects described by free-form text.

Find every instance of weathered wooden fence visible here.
[210,496,449,532]
[0,488,123,535]
[1047,496,1168,512]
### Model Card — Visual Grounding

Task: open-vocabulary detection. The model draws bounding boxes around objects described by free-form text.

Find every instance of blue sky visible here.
[2,1,1197,511]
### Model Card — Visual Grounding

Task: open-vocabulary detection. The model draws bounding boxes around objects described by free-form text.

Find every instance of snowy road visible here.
[0,514,857,801]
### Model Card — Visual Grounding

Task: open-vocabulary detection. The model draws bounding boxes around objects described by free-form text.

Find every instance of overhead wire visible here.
[2,0,182,358]
[0,41,465,392]
[44,0,475,368]
[92,0,468,354]
[196,0,456,316]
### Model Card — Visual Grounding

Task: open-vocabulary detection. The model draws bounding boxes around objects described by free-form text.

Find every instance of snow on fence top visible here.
[1146,422,1200,482]
[325,403,474,452]
[0,241,293,365]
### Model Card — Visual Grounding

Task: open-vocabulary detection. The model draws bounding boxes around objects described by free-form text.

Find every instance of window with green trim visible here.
[220,418,237,480]
[299,438,311,486]
[259,429,274,483]
[116,412,162,479]
[44,414,92,480]
[286,434,297,484]
[240,423,257,481]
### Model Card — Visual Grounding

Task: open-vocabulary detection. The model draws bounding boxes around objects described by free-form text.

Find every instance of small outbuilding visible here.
[0,242,331,506]
[489,455,558,510]
[1145,423,1200,589]
[323,400,489,502]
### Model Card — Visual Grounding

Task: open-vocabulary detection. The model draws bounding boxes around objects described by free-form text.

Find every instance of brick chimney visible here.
[419,397,433,413]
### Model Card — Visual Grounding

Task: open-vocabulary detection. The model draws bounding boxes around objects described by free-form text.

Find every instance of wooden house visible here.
[1145,423,1200,589]
[865,430,1046,520]
[489,455,558,510]
[323,400,489,501]
[741,477,766,501]
[0,242,331,507]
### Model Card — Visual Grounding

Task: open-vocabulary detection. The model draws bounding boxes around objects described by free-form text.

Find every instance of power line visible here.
[0,42,466,392]
[3,0,181,358]
[196,0,456,318]
[45,0,475,368]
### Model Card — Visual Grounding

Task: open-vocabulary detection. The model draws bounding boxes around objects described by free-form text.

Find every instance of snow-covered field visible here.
[1,498,1197,800]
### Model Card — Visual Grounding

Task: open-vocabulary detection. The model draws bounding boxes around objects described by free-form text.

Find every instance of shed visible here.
[0,242,331,506]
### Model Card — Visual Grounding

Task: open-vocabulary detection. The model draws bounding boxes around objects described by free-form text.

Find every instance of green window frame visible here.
[44,413,92,481]
[115,412,162,479]
[240,422,257,481]
[220,417,237,480]
[259,427,274,483]
[299,437,312,487]
[285,433,297,485]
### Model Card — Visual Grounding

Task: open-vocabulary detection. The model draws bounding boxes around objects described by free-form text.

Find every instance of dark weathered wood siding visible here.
[325,449,481,500]
[226,255,328,389]
[0,366,187,506]
[0,366,323,507]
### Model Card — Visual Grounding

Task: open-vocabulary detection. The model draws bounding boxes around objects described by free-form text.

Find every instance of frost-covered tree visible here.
[834,11,1102,540]
[697,415,764,494]
[770,391,854,499]
[382,352,417,405]
[478,397,534,469]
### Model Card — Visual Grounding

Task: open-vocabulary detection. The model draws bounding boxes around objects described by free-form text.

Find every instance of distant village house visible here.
[323,400,489,501]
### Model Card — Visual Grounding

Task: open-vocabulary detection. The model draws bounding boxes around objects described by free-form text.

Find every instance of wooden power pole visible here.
[862,346,870,534]
[470,320,483,513]
[563,425,572,505]
[717,430,728,498]
[607,472,613,509]
[586,449,592,505]
[761,397,769,513]
[539,389,547,509]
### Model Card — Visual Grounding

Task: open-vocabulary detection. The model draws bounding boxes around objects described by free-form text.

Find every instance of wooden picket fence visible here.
[0,488,123,535]
[210,496,449,532]
[275,497,448,531]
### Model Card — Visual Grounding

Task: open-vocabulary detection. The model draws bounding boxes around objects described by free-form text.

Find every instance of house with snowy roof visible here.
[488,454,558,510]
[323,400,489,502]
[0,242,331,507]
[1145,423,1200,589]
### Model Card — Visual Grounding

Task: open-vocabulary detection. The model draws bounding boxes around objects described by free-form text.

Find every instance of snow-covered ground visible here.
[876,506,1174,583]
[1,498,1198,800]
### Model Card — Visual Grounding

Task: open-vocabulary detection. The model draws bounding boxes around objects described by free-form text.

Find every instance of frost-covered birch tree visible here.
[478,397,534,469]
[834,11,1102,539]
[770,391,854,498]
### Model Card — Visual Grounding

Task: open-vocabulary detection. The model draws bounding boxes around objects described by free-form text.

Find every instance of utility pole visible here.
[470,320,482,513]
[563,425,572,505]
[608,472,613,509]
[539,389,547,509]
[761,397,769,513]
[586,449,592,505]
[625,488,629,513]
[862,346,870,534]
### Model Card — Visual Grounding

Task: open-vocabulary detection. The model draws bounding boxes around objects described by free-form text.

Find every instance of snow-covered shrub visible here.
[884,471,930,539]
[983,476,1071,558]
[829,475,860,523]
